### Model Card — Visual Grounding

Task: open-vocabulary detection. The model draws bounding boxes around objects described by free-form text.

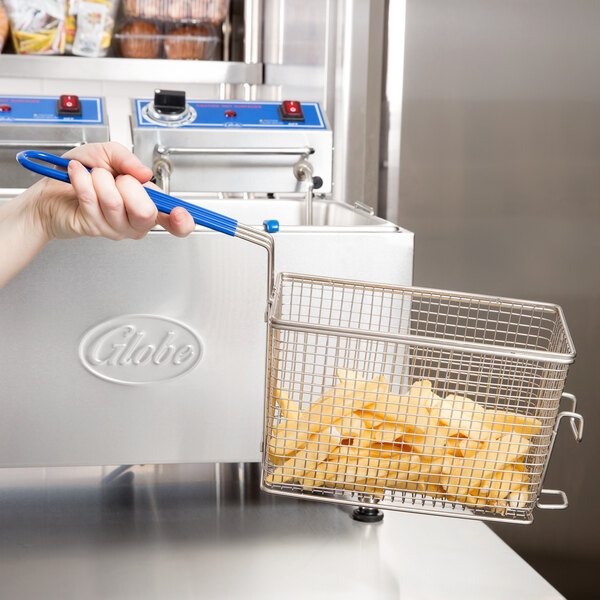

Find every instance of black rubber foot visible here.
[352,507,384,523]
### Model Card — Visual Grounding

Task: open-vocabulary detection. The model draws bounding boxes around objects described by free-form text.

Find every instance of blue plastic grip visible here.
[16,150,238,236]
[16,150,75,183]
[145,187,238,236]
[263,219,279,233]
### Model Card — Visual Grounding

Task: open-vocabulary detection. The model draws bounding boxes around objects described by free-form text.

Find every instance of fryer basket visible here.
[262,274,582,524]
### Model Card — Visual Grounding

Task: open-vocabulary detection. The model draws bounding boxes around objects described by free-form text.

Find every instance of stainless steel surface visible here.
[0,140,85,188]
[261,0,388,208]
[167,195,401,230]
[0,141,84,148]
[133,107,333,194]
[0,55,263,85]
[397,0,600,592]
[379,0,407,222]
[153,158,173,195]
[0,195,412,467]
[557,393,584,441]
[262,275,578,523]
[354,201,375,216]
[0,463,565,600]
[0,104,109,187]
[234,221,275,300]
[537,394,584,492]
[330,0,386,211]
[143,102,197,126]
[244,0,263,65]
[155,145,315,156]
[292,157,315,225]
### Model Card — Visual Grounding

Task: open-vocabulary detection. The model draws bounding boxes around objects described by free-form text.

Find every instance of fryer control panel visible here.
[135,99,328,130]
[0,95,104,124]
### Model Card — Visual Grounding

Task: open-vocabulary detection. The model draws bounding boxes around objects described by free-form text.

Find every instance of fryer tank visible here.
[0,194,412,466]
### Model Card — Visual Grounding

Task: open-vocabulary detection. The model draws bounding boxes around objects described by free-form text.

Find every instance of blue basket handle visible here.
[16,149,239,236]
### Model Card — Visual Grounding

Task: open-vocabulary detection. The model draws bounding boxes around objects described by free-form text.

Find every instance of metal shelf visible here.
[0,55,262,85]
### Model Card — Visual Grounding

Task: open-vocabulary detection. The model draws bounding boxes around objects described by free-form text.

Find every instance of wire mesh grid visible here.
[261,274,575,523]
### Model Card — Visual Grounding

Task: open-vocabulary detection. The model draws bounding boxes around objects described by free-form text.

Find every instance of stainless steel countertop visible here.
[0,463,563,600]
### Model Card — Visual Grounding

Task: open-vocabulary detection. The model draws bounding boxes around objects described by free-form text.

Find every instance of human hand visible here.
[30,142,195,241]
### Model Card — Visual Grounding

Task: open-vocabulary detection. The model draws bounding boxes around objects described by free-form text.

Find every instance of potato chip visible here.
[428,393,490,438]
[481,465,528,502]
[441,433,530,497]
[266,426,342,485]
[481,409,542,440]
[268,371,386,459]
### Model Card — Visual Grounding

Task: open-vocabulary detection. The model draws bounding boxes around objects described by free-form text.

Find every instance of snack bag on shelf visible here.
[68,0,118,57]
[5,0,67,55]
[0,2,9,53]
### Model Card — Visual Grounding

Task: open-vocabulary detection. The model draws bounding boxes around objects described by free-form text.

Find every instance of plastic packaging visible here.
[5,0,67,54]
[123,0,229,24]
[116,20,161,59]
[116,20,220,60]
[0,2,8,53]
[68,0,119,57]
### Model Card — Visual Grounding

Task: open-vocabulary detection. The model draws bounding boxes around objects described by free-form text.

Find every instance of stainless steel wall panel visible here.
[397,1,600,595]
[262,0,387,208]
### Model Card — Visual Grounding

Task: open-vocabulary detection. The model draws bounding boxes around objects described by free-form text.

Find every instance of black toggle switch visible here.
[153,89,187,115]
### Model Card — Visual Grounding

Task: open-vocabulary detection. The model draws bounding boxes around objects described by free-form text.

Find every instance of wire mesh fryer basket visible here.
[261,274,581,524]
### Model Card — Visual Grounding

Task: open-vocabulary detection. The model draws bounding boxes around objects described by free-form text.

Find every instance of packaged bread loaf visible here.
[124,0,160,19]
[123,0,141,17]
[164,24,210,60]
[123,0,229,23]
[117,20,161,59]
[191,0,228,22]
[167,0,189,20]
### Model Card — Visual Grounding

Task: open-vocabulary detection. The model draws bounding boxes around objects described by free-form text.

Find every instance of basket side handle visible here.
[537,489,568,510]
[557,392,584,442]
[537,392,584,511]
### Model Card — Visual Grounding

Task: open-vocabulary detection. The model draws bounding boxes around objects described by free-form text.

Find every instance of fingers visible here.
[103,142,154,183]
[142,181,196,237]
[67,160,111,237]
[64,142,153,183]
[156,207,196,237]
[115,174,158,234]
[91,167,131,235]
[69,161,158,240]
[63,144,194,241]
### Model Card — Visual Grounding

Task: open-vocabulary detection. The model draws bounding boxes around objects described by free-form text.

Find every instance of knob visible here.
[143,89,196,126]
[153,89,187,115]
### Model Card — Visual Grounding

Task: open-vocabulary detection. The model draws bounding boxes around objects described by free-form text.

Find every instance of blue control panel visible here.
[135,99,328,130]
[0,95,104,125]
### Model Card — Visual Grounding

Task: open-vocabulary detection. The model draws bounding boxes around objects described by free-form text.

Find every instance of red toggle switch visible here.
[57,95,82,117]
[279,100,304,122]
[0,104,11,113]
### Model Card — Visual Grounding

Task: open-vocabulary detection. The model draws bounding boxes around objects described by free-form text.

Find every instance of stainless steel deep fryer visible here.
[18,151,585,524]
